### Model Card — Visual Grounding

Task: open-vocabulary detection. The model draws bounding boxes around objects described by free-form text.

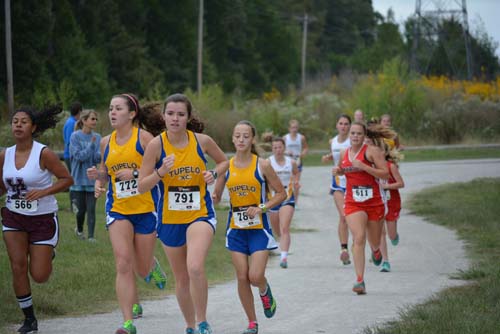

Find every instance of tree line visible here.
[1,0,498,109]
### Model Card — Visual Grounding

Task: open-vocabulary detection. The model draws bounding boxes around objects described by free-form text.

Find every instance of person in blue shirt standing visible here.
[69,109,101,241]
[63,102,82,209]
[63,102,82,172]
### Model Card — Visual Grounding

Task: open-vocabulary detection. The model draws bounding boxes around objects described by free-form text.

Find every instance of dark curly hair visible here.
[12,104,63,137]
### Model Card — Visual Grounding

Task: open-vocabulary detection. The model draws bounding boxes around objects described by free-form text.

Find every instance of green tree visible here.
[350,9,405,72]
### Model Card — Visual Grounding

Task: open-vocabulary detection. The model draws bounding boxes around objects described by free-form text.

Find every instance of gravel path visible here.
[10,158,500,333]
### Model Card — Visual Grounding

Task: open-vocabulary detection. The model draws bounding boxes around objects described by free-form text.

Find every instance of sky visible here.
[372,0,500,57]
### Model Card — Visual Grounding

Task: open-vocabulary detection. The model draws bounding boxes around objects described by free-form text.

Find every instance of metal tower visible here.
[410,0,473,79]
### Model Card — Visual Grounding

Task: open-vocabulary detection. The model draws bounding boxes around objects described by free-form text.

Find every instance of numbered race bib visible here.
[231,205,262,229]
[7,198,38,214]
[353,186,373,202]
[115,179,139,199]
[168,186,201,211]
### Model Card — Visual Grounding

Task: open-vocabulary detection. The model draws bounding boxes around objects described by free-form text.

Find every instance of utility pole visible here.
[296,13,315,91]
[301,13,308,91]
[5,0,14,114]
[461,0,473,80]
[197,0,204,96]
[410,0,421,73]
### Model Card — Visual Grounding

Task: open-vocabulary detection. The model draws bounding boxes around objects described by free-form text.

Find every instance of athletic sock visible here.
[17,294,35,319]
[373,248,382,260]
[356,275,364,283]
[260,284,269,296]
[280,251,288,260]
[248,321,258,329]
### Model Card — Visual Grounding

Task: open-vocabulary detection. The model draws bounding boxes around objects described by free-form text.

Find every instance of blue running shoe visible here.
[371,250,382,266]
[391,233,400,246]
[279,258,288,268]
[198,321,212,334]
[260,283,277,318]
[352,281,366,295]
[380,261,391,272]
[186,328,198,334]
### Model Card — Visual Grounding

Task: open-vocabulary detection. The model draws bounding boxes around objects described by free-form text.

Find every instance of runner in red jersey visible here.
[333,122,390,295]
[379,146,405,273]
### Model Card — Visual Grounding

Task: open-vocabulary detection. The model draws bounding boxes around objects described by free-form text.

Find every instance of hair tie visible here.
[121,93,139,113]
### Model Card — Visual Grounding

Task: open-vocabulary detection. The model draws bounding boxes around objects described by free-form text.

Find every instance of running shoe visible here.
[340,248,351,265]
[186,328,198,334]
[115,320,136,334]
[352,281,366,295]
[17,317,37,333]
[242,322,258,334]
[132,303,143,319]
[371,250,382,266]
[198,321,212,334]
[260,283,277,318]
[145,257,167,289]
[279,258,288,269]
[74,227,85,240]
[391,233,400,246]
[380,261,391,272]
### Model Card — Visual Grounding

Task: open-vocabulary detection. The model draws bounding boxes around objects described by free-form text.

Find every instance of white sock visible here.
[280,251,288,260]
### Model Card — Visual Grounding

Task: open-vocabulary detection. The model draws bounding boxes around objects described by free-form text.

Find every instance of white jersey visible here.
[284,133,302,160]
[330,135,350,189]
[269,155,293,188]
[3,141,58,215]
[331,135,350,166]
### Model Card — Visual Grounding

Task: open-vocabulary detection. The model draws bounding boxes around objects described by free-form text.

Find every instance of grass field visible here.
[1,148,499,333]
[366,178,500,334]
[0,196,233,333]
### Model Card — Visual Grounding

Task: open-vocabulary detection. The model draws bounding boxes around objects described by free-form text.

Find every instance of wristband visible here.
[258,203,267,213]
[155,168,164,178]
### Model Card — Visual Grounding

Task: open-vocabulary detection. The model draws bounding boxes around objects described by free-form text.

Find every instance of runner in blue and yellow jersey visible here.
[139,93,228,334]
[212,120,286,334]
[87,93,167,334]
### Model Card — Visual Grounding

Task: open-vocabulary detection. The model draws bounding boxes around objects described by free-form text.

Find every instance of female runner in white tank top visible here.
[1,105,73,333]
[322,114,351,265]
[268,137,299,269]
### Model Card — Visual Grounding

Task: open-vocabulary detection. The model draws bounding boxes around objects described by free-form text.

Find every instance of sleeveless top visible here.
[157,130,214,224]
[268,155,294,199]
[385,161,401,203]
[103,127,156,215]
[3,141,58,215]
[226,154,268,230]
[284,133,302,160]
[331,135,350,188]
[341,144,383,207]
